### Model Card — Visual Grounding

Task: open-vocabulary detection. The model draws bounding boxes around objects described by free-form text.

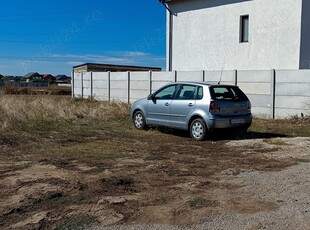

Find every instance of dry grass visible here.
[250,117,310,137]
[1,86,71,95]
[1,94,309,137]
[0,95,130,131]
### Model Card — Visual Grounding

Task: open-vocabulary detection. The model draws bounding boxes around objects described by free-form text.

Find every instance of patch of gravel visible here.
[201,162,310,230]
[226,137,310,159]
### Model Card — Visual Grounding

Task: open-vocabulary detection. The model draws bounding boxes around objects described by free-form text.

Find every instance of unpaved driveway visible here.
[92,137,310,230]
[0,137,309,230]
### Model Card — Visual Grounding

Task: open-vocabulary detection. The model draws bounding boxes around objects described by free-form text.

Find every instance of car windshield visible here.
[209,86,247,101]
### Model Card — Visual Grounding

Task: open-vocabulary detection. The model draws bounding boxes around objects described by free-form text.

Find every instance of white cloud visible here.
[0,51,165,75]
[51,51,165,66]
[66,61,84,66]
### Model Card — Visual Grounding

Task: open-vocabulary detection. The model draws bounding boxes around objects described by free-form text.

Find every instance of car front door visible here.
[147,84,177,127]
[170,84,197,129]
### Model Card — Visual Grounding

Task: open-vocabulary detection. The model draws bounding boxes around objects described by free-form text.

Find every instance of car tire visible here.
[133,111,147,130]
[190,118,207,141]
[238,127,248,133]
[235,127,249,137]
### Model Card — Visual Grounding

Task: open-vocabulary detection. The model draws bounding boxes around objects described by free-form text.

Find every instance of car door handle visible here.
[165,102,169,106]
[188,103,194,107]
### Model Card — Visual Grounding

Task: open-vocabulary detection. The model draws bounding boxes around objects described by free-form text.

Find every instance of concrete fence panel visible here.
[276,70,310,83]
[238,70,272,95]
[177,71,203,82]
[73,72,82,98]
[92,72,109,100]
[130,71,151,103]
[275,95,309,117]
[238,70,273,119]
[276,82,310,96]
[82,72,92,99]
[204,70,235,85]
[275,70,310,117]
[110,72,129,102]
[151,71,175,93]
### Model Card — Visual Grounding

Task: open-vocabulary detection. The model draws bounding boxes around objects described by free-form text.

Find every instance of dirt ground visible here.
[0,132,310,229]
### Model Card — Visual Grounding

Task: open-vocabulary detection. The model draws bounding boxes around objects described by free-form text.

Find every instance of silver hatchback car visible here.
[130,82,252,141]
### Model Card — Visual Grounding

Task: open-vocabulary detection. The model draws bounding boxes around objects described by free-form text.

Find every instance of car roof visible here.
[168,81,237,87]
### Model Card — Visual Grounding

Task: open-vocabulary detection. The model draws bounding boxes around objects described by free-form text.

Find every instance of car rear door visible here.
[170,84,197,129]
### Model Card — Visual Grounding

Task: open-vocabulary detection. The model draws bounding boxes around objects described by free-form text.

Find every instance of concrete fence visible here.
[72,70,310,119]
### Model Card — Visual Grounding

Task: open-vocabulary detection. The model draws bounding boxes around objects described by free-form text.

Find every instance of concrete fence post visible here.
[234,69,238,86]
[108,71,111,102]
[271,69,276,119]
[81,72,84,99]
[128,71,131,104]
[71,70,74,98]
[90,72,93,99]
[149,70,152,94]
[202,70,205,82]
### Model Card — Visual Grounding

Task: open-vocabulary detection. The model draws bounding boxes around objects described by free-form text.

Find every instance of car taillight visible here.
[210,101,220,112]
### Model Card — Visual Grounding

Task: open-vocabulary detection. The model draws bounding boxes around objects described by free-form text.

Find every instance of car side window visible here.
[154,85,177,100]
[175,85,196,100]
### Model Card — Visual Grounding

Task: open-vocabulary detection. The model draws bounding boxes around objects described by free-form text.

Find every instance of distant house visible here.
[2,76,16,82]
[23,72,43,82]
[55,75,71,84]
[15,76,23,81]
[42,74,56,83]
[73,63,162,73]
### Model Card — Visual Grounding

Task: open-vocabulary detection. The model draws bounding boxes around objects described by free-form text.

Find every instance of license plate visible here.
[231,118,245,124]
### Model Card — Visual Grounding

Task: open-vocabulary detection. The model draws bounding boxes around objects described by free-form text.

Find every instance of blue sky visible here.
[0,0,166,76]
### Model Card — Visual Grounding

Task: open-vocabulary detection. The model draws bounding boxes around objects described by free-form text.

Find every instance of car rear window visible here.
[209,86,248,101]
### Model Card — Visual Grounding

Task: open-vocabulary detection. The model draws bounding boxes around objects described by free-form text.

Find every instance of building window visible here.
[240,15,249,43]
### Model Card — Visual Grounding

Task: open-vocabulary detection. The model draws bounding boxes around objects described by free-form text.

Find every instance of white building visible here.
[162,0,310,71]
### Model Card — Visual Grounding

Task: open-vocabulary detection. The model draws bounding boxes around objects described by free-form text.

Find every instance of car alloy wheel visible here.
[133,111,146,130]
[190,118,207,141]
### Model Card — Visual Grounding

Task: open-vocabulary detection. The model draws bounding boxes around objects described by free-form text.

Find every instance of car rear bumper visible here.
[205,113,252,130]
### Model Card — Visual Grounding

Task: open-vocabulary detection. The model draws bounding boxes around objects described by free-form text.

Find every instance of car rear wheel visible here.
[190,118,207,141]
[133,111,147,130]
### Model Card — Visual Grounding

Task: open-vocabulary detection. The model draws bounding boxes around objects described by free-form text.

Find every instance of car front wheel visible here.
[190,118,207,141]
[133,111,147,130]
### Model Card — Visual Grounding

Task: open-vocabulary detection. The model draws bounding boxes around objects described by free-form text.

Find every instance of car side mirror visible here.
[147,94,154,100]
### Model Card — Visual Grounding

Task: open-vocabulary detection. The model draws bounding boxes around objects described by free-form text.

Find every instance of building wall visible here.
[167,0,302,71]
[300,0,310,69]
